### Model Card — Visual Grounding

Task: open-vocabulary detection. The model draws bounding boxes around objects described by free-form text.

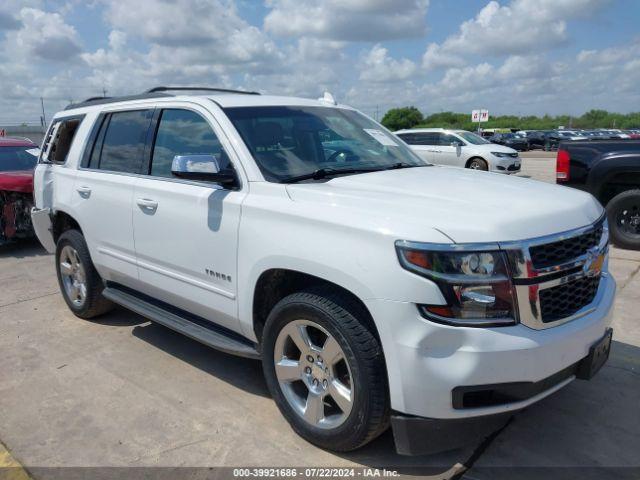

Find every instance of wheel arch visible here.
[251,268,380,346]
[596,170,640,205]
[52,209,84,243]
[465,156,487,168]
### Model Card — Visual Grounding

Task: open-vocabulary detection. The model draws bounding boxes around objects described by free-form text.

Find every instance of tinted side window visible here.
[98,110,151,173]
[413,133,437,145]
[397,133,415,144]
[86,116,108,169]
[439,134,459,146]
[151,109,226,178]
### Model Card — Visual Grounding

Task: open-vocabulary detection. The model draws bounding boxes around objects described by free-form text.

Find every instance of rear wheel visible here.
[262,287,389,452]
[467,158,488,171]
[607,190,640,250]
[55,229,114,318]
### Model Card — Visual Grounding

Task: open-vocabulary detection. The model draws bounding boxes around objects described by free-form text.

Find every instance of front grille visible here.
[530,225,603,269]
[507,163,520,171]
[539,275,600,323]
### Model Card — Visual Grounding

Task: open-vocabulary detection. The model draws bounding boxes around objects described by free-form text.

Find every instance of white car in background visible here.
[395,128,521,174]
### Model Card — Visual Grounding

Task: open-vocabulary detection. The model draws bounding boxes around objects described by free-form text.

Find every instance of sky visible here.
[1,0,639,125]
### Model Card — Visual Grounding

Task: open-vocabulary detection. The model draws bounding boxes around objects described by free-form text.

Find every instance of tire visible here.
[262,287,389,452]
[467,157,488,171]
[55,229,114,319]
[606,190,640,250]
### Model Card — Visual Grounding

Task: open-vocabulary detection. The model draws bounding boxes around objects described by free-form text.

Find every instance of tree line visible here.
[380,107,640,132]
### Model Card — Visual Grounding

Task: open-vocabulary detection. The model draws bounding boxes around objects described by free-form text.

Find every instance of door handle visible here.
[136,198,158,212]
[76,186,92,198]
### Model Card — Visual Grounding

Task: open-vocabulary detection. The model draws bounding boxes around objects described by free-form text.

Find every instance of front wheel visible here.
[262,288,389,452]
[467,158,488,171]
[607,190,640,250]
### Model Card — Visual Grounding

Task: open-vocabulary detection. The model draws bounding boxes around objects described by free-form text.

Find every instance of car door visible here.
[71,109,153,285]
[437,133,464,167]
[430,133,456,166]
[132,105,246,332]
[397,133,432,163]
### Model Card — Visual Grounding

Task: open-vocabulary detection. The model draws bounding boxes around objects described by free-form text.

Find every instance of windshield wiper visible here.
[384,162,428,170]
[281,167,382,184]
[281,163,429,183]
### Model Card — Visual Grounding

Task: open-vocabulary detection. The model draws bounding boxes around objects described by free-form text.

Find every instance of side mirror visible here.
[450,141,461,147]
[171,154,237,186]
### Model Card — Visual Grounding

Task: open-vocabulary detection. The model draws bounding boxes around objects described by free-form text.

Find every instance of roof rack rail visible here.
[82,96,112,102]
[146,86,260,95]
[65,92,173,110]
[64,86,260,110]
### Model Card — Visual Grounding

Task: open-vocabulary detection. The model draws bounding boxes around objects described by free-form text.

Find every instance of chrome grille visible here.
[502,215,609,330]
[530,226,603,269]
[539,275,601,323]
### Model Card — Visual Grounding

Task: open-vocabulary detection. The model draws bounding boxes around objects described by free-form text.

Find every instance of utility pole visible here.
[102,84,108,98]
[40,97,46,127]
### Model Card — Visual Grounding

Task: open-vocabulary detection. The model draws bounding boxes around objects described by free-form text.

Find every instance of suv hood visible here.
[286,166,603,243]
[0,170,33,193]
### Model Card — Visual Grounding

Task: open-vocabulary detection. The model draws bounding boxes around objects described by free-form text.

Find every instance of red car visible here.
[0,137,39,244]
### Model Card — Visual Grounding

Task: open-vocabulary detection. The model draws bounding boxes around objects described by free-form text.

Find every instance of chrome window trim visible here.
[398,213,609,330]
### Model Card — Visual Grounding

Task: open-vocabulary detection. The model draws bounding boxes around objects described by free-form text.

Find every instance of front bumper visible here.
[365,273,616,422]
[390,327,612,455]
[391,410,511,455]
[492,156,521,174]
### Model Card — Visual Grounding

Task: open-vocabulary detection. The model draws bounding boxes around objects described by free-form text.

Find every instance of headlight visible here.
[491,151,514,158]
[396,242,517,327]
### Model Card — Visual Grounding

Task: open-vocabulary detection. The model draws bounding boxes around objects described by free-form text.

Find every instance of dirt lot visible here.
[1,154,639,479]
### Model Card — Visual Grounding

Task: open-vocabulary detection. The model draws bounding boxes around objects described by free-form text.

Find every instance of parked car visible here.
[557,139,640,249]
[488,132,529,151]
[0,137,39,244]
[394,128,521,173]
[32,87,615,456]
[517,130,546,149]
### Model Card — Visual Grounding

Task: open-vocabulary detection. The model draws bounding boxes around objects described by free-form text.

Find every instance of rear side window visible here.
[399,133,437,145]
[41,116,84,164]
[150,109,226,178]
[93,110,152,173]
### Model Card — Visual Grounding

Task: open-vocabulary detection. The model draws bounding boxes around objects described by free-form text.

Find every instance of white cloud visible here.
[422,0,609,68]
[9,7,82,62]
[359,44,417,83]
[264,0,429,41]
[102,0,281,66]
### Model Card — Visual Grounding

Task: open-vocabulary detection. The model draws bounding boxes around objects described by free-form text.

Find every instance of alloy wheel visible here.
[59,245,88,307]
[273,319,353,429]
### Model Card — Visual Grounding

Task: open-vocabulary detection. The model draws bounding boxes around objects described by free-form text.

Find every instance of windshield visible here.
[456,131,490,145]
[0,146,39,172]
[224,106,427,182]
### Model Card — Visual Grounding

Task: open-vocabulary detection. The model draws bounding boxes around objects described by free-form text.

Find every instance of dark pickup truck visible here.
[556,139,640,249]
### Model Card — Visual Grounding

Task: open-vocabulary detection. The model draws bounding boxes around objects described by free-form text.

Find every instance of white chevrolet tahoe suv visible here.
[31,87,615,455]
[394,128,521,173]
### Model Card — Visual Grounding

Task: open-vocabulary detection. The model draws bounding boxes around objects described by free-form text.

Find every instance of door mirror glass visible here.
[172,154,220,175]
[171,154,236,185]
